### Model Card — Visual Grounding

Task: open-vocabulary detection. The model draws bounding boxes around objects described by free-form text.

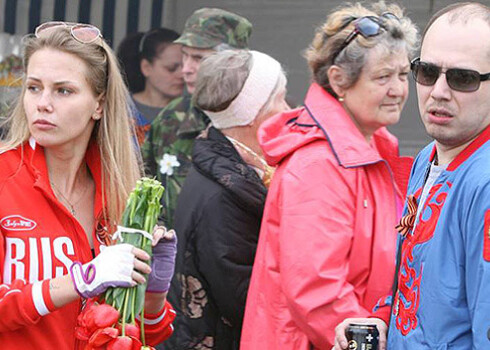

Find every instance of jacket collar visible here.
[193,127,267,215]
[304,83,398,167]
[429,123,490,171]
[27,138,104,218]
[176,91,209,137]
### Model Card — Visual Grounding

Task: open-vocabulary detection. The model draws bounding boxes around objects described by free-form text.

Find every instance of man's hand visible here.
[333,318,387,350]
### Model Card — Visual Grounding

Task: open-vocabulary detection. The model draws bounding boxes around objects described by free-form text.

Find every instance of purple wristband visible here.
[146,235,177,293]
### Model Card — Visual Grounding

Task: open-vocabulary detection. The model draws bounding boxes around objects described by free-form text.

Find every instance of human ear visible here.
[140,59,152,78]
[327,65,347,98]
[93,94,105,119]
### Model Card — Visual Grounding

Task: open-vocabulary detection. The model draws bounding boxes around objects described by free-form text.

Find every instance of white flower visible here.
[159,153,180,176]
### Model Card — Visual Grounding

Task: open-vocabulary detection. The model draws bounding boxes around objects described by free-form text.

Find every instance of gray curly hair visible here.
[305,1,419,97]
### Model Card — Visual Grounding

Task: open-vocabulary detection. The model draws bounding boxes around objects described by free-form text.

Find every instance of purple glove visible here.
[70,243,135,298]
[146,229,177,293]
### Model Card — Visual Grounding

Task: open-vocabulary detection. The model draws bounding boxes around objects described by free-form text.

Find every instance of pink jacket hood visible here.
[260,83,408,187]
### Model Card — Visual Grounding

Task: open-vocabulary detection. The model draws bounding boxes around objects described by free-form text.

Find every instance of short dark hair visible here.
[422,2,490,45]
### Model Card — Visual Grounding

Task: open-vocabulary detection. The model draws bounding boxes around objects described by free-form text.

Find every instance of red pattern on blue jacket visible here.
[389,125,490,349]
[0,140,175,349]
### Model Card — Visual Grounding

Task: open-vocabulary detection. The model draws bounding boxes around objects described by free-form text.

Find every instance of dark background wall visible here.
[2,0,490,155]
[167,0,490,155]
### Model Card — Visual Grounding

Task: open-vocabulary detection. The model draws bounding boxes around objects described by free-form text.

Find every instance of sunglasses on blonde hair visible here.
[411,58,490,93]
[35,21,102,44]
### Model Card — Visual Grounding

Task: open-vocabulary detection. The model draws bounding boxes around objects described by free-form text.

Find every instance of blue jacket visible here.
[388,126,490,349]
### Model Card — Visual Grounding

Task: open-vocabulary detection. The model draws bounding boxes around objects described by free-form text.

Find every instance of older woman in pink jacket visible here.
[241,2,418,349]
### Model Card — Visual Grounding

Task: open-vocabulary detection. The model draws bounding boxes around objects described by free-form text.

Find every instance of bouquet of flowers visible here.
[75,178,165,350]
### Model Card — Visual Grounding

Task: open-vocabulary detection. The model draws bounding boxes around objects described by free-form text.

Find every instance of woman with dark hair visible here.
[118,28,184,144]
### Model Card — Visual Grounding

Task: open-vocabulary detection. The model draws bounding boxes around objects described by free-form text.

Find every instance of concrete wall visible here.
[166,0,490,156]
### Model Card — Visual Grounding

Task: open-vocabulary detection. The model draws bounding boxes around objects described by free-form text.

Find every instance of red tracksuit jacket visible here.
[0,140,175,349]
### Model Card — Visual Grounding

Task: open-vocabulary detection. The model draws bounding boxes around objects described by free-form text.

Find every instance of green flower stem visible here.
[122,288,130,336]
[131,287,136,324]
[116,294,124,314]
[140,306,146,346]
[102,178,165,344]
[165,176,170,225]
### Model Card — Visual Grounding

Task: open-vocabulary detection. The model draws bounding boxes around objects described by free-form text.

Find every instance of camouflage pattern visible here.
[141,92,209,228]
[174,8,252,49]
[142,8,252,227]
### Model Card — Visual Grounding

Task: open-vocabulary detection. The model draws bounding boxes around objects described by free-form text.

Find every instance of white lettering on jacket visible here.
[0,215,37,231]
[3,237,75,284]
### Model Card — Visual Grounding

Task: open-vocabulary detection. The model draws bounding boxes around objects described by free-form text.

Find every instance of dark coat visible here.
[164,127,267,350]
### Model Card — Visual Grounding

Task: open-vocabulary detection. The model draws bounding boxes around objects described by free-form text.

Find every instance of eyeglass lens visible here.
[35,21,66,36]
[412,60,483,92]
[35,21,100,44]
[336,17,382,59]
[332,14,396,63]
[356,17,383,37]
[72,25,100,43]
[381,12,399,21]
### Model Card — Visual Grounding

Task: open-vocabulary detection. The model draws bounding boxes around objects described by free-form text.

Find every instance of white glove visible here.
[70,243,135,298]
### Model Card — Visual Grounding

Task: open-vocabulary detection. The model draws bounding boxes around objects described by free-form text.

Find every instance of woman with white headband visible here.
[165,50,288,349]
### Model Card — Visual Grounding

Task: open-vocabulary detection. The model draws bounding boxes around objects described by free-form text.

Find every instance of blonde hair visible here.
[1,26,142,223]
[305,1,418,96]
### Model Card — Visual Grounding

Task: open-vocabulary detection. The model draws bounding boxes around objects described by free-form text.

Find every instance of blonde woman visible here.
[0,22,176,349]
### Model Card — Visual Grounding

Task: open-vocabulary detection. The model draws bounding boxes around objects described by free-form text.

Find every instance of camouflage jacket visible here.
[141,92,209,227]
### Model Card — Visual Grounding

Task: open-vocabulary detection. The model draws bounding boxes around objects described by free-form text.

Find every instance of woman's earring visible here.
[92,113,101,120]
[338,96,344,102]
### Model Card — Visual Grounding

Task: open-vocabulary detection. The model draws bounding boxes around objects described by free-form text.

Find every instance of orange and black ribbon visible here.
[95,211,117,246]
[395,195,418,237]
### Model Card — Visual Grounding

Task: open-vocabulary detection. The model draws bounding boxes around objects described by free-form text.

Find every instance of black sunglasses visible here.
[332,13,399,63]
[411,58,490,92]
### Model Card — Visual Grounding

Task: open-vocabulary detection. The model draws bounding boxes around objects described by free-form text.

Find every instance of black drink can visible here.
[345,323,379,350]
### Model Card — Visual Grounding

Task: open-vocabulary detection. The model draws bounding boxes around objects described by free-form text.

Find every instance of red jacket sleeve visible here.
[0,228,54,332]
[370,295,392,325]
[137,300,176,345]
[278,158,370,348]
[0,278,56,332]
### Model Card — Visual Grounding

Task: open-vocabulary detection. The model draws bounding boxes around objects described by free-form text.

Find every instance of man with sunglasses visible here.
[141,8,252,229]
[334,3,490,350]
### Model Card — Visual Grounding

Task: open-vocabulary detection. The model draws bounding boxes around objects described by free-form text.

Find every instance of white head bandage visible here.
[203,50,282,129]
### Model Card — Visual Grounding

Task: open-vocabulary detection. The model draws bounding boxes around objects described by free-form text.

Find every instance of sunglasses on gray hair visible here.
[332,12,399,63]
